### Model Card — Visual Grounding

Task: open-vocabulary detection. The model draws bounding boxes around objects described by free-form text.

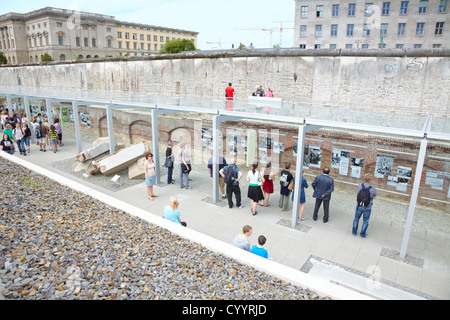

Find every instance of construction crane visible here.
[236,21,294,48]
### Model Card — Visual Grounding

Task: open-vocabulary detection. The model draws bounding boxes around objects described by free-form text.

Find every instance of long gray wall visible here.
[1,48,449,115]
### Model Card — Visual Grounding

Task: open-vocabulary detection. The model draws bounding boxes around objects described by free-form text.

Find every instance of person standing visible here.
[54,118,63,146]
[179,143,192,190]
[312,167,334,223]
[292,176,309,221]
[22,123,31,154]
[220,158,244,209]
[352,173,377,238]
[165,141,175,184]
[38,120,48,152]
[233,225,252,252]
[225,82,235,100]
[279,163,294,211]
[261,162,274,207]
[246,162,264,216]
[13,122,26,156]
[49,125,58,153]
[144,152,158,200]
[208,153,227,199]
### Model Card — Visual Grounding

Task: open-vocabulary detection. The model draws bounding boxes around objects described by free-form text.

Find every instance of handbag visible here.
[181,163,191,173]
[164,157,173,168]
[288,179,294,191]
[257,171,263,187]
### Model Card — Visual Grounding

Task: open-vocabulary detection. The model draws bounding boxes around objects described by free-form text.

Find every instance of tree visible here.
[41,53,53,62]
[159,39,197,54]
[0,52,7,64]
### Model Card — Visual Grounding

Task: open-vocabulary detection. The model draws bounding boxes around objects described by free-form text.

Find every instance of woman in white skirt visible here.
[246,162,264,216]
[144,152,158,200]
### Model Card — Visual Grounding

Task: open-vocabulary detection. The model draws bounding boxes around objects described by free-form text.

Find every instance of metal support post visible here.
[212,116,221,203]
[72,101,82,154]
[45,99,53,125]
[106,105,116,154]
[23,97,31,122]
[291,125,306,227]
[6,95,12,117]
[151,109,161,184]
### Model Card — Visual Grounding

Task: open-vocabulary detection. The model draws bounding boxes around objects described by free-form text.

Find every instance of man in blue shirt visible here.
[220,158,243,209]
[352,173,377,238]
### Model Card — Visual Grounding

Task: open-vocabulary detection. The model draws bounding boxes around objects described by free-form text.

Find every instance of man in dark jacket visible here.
[312,167,334,223]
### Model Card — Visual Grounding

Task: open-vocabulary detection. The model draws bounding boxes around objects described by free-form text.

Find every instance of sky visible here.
[1,0,296,50]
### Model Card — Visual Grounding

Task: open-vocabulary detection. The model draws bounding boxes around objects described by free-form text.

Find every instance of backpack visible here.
[357,184,372,207]
[224,166,235,185]
[35,126,41,139]
[280,173,289,187]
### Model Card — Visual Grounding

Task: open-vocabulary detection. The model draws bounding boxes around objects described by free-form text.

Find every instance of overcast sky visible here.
[1,0,296,50]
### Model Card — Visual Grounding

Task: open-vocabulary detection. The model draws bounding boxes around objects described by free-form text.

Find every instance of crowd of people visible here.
[1,109,63,155]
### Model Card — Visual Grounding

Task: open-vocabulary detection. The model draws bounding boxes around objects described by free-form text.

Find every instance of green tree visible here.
[41,53,53,62]
[159,39,197,54]
[0,52,7,64]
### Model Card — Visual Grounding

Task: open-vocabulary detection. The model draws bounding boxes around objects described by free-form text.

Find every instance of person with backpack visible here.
[220,157,243,209]
[352,173,377,238]
[278,162,294,211]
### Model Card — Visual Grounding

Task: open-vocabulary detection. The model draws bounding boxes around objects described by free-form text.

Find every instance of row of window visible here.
[301,0,448,18]
[118,32,178,43]
[118,41,162,51]
[301,22,445,37]
[299,43,442,49]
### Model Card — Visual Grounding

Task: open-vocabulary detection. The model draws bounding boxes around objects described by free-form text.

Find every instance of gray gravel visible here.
[0,157,328,300]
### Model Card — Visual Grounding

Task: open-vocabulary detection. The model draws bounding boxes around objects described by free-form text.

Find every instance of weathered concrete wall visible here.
[1,48,449,115]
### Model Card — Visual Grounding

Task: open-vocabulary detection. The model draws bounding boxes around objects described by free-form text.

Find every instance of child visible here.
[251,235,271,260]
[49,124,58,153]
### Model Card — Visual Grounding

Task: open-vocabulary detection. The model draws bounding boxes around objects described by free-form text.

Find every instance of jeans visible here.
[352,206,372,237]
[16,138,25,154]
[167,166,173,184]
[178,164,189,188]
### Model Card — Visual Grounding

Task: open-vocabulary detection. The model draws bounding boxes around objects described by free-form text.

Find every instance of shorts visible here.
[51,139,58,144]
[38,138,46,144]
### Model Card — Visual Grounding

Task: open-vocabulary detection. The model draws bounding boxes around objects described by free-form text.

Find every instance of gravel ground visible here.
[0,157,328,300]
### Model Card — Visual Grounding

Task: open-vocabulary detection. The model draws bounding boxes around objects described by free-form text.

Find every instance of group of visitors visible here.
[157,141,377,239]
[1,109,63,156]
[233,225,271,260]
[224,83,275,101]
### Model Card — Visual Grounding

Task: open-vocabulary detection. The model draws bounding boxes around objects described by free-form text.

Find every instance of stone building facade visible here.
[294,0,450,50]
[0,7,198,64]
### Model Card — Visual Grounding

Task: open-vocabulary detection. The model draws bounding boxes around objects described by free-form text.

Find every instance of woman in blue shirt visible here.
[163,196,187,227]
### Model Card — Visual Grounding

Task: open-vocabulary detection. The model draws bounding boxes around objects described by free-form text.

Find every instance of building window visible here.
[362,44,369,49]
[84,37,89,47]
[435,22,445,35]
[381,23,388,36]
[133,33,137,40]
[160,36,164,42]
[140,34,144,40]
[363,24,371,36]
[416,23,425,36]
[301,6,308,18]
[92,38,96,47]
[379,43,386,48]
[414,44,422,48]
[126,42,130,49]
[106,28,111,32]
[365,3,373,16]
[118,32,122,39]
[58,35,64,46]
[419,0,428,13]
[56,22,63,28]
[400,1,409,14]
[76,37,80,47]
[330,44,337,49]
[347,24,354,36]
[147,35,151,41]
[433,44,441,48]
[314,44,321,49]
[331,24,338,36]
[133,42,137,50]
[300,25,307,37]
[59,54,65,61]
[299,44,306,49]
[438,0,448,13]
[108,39,112,48]
[315,25,322,37]
[348,3,356,16]
[396,44,404,48]
[118,41,122,49]
[316,5,323,17]
[154,35,158,42]
[125,32,130,39]
[398,23,406,36]
[382,2,391,15]
[332,4,339,17]
[346,44,353,49]
[148,44,151,51]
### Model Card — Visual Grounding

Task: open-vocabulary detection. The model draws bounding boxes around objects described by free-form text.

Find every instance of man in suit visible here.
[312,167,334,223]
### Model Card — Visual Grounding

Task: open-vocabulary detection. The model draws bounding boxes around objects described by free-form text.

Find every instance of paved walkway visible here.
[9,138,449,300]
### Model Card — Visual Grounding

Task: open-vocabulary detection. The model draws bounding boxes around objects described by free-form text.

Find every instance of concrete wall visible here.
[1,48,449,115]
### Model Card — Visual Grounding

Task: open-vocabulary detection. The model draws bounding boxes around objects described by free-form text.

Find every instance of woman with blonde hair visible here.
[163,196,187,227]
